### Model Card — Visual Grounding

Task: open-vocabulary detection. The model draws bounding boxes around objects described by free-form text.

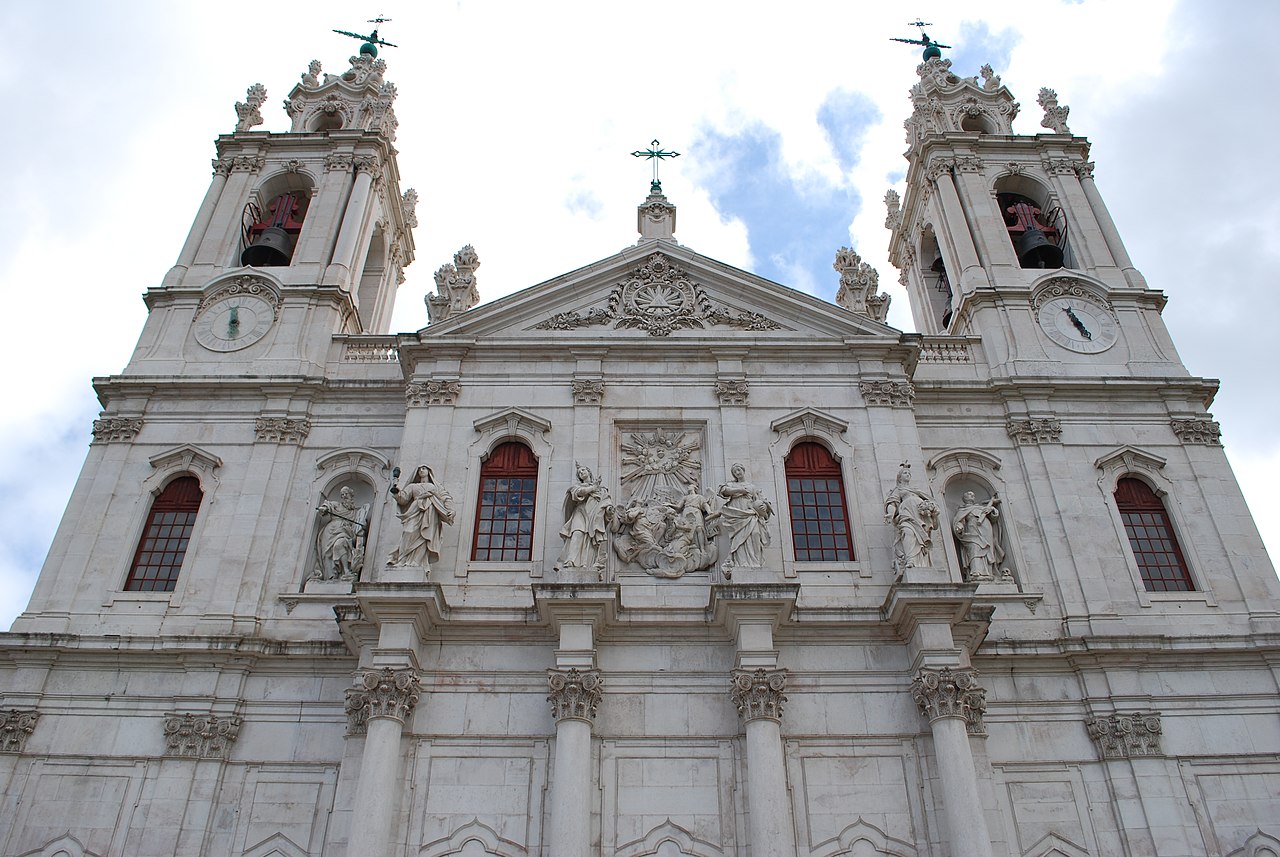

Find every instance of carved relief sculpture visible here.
[313,485,370,582]
[92,417,143,444]
[0,709,38,753]
[1171,417,1222,445]
[534,253,781,336]
[952,491,1011,583]
[547,668,603,722]
[1007,417,1063,445]
[254,417,311,444]
[612,485,720,579]
[572,379,605,405]
[1086,711,1163,759]
[387,465,455,567]
[620,428,702,499]
[557,464,612,576]
[718,463,774,576]
[884,463,940,573]
[730,668,788,723]
[163,713,242,760]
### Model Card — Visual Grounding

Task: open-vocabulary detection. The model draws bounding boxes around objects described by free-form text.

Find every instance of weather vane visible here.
[890,20,951,61]
[333,16,399,58]
[631,139,681,193]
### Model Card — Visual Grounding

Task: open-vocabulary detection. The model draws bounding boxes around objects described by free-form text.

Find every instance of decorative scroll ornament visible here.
[0,709,38,753]
[92,417,143,444]
[402,188,419,229]
[212,154,266,175]
[1086,711,1163,759]
[195,275,281,322]
[234,83,267,131]
[254,417,311,444]
[620,428,702,500]
[859,380,915,408]
[572,379,604,405]
[344,668,421,734]
[427,245,481,324]
[884,189,903,231]
[1007,417,1063,445]
[406,379,462,407]
[534,254,781,337]
[715,379,749,406]
[904,58,1018,153]
[834,247,891,322]
[1038,87,1072,134]
[547,668,603,722]
[910,668,987,734]
[284,53,398,140]
[1171,417,1222,446]
[730,668,788,723]
[163,713,242,759]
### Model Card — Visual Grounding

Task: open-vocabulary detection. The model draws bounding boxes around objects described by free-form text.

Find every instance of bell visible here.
[241,226,294,268]
[1015,225,1064,269]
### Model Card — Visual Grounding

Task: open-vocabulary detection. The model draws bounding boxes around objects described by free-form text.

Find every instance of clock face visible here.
[1037,296,1118,354]
[194,293,275,352]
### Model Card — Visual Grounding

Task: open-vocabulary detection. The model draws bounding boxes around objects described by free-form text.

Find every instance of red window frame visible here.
[785,441,855,562]
[124,475,203,592]
[1114,477,1194,592]
[471,441,539,562]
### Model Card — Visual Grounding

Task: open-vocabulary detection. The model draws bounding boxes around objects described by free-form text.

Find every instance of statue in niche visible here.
[613,485,720,579]
[313,485,369,581]
[952,491,1011,582]
[387,465,455,567]
[883,463,940,574]
[557,464,613,575]
[718,463,774,576]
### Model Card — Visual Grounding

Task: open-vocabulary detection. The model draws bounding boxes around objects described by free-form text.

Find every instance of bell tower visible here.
[135,49,416,375]
[884,56,1183,380]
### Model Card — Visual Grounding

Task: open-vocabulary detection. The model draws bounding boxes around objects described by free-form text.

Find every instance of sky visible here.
[1,1,1277,629]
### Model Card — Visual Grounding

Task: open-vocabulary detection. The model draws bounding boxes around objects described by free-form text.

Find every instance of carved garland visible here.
[534,254,781,337]
[1007,417,1063,445]
[345,668,422,735]
[254,417,311,444]
[92,417,144,444]
[1170,417,1222,446]
[406,380,462,407]
[910,667,987,735]
[162,713,242,760]
[547,669,603,723]
[1086,711,1163,759]
[0,709,38,753]
[730,668,788,723]
[860,380,916,408]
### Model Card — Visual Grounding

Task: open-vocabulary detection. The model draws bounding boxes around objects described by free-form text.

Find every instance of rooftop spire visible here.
[890,20,952,61]
[632,139,680,241]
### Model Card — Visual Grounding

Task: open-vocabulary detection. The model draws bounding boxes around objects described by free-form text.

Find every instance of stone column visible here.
[933,170,986,292]
[346,667,421,857]
[169,164,231,279]
[546,668,602,857]
[731,668,798,857]
[911,667,993,857]
[325,156,379,287]
[1078,166,1147,288]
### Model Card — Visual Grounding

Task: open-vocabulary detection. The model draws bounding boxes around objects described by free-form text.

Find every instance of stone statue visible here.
[387,465,455,567]
[718,463,773,575]
[557,464,612,574]
[313,485,369,581]
[612,485,720,579]
[883,463,940,573]
[952,491,1008,582]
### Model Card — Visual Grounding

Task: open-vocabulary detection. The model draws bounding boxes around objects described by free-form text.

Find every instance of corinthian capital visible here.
[547,668,602,723]
[730,668,788,723]
[910,667,987,734]
[345,668,421,734]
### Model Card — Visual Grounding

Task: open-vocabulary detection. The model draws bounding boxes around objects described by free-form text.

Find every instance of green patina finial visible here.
[632,139,681,195]
[891,20,952,61]
[333,16,399,58]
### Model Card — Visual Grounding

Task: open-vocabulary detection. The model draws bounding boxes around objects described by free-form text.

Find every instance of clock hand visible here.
[1064,306,1092,340]
[228,305,241,337]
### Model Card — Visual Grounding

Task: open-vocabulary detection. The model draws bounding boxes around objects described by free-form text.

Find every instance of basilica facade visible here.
[1,45,1279,857]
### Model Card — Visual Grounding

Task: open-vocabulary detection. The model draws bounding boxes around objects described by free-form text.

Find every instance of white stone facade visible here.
[2,54,1280,857]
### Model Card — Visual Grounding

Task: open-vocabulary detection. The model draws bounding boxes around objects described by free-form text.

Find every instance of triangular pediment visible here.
[416,241,899,342]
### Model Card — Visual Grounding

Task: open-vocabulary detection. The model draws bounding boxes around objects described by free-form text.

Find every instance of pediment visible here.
[417,241,899,343]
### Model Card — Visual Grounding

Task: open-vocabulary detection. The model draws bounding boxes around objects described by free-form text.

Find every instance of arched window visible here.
[785,441,854,561]
[472,441,538,562]
[1114,477,1193,591]
[125,475,203,592]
